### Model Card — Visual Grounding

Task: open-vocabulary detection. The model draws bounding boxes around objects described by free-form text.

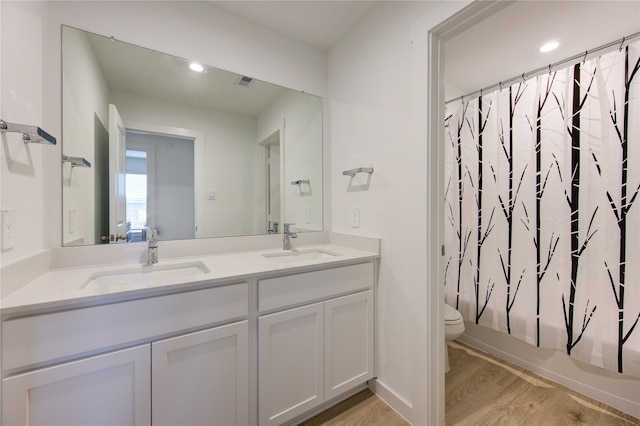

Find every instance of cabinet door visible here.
[324,290,374,400]
[152,321,248,426]
[259,303,324,426]
[2,345,150,426]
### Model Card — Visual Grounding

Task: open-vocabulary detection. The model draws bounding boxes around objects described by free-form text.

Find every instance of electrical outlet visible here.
[350,207,360,228]
[2,209,16,250]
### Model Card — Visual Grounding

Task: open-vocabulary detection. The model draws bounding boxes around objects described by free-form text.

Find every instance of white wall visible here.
[0,0,325,264]
[326,2,469,424]
[62,26,109,245]
[1,1,49,261]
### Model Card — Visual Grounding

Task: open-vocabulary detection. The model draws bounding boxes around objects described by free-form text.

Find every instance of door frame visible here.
[259,130,282,234]
[426,1,509,424]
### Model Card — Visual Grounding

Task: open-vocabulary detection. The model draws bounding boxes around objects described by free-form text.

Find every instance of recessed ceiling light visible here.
[189,62,204,72]
[539,41,559,53]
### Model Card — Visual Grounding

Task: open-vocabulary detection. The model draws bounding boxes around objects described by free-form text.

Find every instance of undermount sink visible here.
[80,261,211,289]
[262,248,341,264]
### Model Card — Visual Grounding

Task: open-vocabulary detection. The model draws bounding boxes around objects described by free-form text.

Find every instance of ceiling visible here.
[444,1,640,99]
[207,1,639,101]
[208,1,378,50]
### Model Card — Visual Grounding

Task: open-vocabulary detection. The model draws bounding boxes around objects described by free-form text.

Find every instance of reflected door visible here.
[263,131,281,234]
[108,104,128,243]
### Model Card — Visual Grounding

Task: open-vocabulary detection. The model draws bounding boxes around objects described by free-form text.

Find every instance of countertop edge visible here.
[1,245,380,316]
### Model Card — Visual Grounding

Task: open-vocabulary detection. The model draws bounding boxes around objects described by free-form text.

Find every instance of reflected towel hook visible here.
[291,179,310,186]
[342,167,374,177]
[63,155,92,168]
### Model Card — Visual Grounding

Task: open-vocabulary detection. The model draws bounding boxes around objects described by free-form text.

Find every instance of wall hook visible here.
[0,119,56,145]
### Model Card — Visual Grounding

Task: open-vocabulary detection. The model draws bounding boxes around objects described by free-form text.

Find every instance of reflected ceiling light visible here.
[539,41,559,53]
[189,62,204,72]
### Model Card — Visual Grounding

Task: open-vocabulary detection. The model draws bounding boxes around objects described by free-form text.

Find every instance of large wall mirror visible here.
[62,25,322,246]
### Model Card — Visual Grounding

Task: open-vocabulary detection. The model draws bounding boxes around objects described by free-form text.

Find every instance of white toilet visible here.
[444,303,465,373]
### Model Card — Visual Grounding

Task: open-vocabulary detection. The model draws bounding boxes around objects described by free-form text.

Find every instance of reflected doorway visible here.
[262,130,282,234]
[126,131,195,241]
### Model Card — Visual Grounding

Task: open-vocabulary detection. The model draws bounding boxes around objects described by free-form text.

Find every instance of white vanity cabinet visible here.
[1,252,379,426]
[152,320,249,426]
[258,263,375,426]
[2,283,249,426]
[2,344,151,426]
[324,290,374,400]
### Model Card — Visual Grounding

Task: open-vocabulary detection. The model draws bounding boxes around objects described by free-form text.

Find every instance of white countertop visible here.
[1,242,379,315]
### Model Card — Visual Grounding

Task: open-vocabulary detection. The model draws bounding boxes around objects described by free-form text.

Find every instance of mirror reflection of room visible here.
[61,25,322,246]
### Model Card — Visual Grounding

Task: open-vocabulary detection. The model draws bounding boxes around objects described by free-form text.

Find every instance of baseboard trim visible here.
[369,378,413,424]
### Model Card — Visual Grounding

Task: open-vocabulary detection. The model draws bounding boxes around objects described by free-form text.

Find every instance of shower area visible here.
[441,1,639,417]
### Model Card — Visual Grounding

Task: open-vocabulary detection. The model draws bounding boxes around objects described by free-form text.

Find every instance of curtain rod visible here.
[445,31,640,105]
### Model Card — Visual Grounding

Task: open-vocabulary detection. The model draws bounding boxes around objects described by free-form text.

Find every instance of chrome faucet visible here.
[147,228,159,265]
[283,223,297,250]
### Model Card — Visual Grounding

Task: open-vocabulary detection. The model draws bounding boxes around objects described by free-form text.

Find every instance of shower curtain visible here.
[444,39,640,378]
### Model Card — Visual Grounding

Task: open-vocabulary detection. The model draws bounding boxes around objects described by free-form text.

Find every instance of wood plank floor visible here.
[446,341,639,425]
[299,341,639,425]
[298,388,409,426]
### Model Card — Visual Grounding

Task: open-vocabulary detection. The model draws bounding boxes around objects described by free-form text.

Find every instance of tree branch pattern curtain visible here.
[444,40,640,377]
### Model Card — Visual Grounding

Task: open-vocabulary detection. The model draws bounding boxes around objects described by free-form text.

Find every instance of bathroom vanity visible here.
[0,234,379,425]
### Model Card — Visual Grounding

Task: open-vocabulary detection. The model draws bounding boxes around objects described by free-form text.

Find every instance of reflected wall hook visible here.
[342,167,374,177]
[291,179,310,186]
[0,119,57,145]
[63,155,92,168]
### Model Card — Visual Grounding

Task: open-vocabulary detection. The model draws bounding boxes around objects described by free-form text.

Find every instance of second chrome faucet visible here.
[283,223,297,250]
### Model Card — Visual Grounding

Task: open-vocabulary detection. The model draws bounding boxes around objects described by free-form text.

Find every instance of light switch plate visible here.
[2,209,16,250]
[350,207,360,228]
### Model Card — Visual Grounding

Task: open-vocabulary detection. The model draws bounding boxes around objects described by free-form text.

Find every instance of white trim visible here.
[426,27,445,426]
[368,379,413,424]
[259,130,281,234]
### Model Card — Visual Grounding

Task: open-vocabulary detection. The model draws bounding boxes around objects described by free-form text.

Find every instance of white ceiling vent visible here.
[235,75,254,87]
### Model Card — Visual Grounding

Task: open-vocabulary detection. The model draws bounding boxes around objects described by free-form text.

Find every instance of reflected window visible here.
[126,150,148,240]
